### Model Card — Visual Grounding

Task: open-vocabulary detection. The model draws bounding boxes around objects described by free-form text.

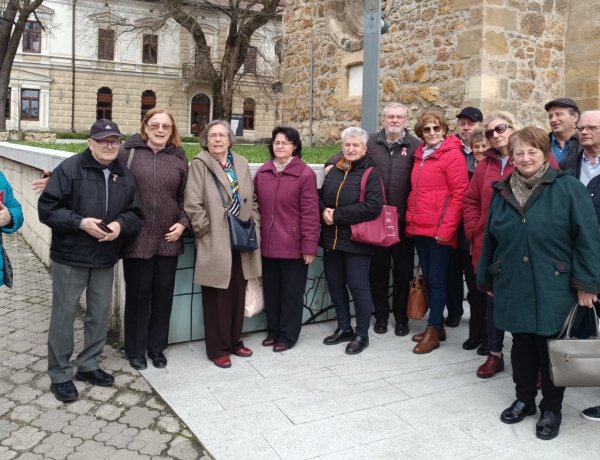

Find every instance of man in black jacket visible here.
[545,97,582,165]
[39,120,143,403]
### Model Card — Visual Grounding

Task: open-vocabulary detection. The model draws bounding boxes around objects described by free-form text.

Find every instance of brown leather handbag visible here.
[407,265,428,320]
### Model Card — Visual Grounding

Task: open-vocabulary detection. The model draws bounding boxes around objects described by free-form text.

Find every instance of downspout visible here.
[70,0,77,132]
[307,0,314,146]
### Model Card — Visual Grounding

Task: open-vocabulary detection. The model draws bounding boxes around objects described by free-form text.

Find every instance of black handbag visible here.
[210,171,258,251]
[1,236,13,289]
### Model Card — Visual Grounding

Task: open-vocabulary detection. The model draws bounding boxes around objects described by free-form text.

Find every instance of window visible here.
[348,64,363,98]
[23,21,42,53]
[243,98,255,130]
[96,87,113,120]
[21,89,40,120]
[142,34,158,64]
[244,46,257,73]
[5,88,10,119]
[98,29,115,61]
[141,90,156,120]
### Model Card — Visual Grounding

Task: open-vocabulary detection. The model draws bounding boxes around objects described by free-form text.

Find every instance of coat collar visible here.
[80,148,127,176]
[123,133,186,159]
[260,155,306,177]
[414,135,462,160]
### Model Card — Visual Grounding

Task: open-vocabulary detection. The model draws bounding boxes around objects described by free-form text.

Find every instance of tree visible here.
[0,0,45,131]
[164,0,282,120]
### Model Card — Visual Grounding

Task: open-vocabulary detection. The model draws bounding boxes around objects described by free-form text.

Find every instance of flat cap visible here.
[544,98,579,113]
[456,107,483,122]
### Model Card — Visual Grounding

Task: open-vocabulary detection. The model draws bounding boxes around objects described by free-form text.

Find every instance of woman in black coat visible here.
[319,126,383,355]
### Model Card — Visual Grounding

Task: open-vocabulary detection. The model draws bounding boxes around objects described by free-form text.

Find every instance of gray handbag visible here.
[548,303,600,387]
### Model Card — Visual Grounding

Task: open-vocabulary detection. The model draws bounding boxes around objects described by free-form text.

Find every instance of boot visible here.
[412,326,441,354]
[411,323,446,342]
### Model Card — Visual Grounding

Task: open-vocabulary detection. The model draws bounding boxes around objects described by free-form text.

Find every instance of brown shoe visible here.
[411,323,446,342]
[412,326,441,354]
[476,354,504,378]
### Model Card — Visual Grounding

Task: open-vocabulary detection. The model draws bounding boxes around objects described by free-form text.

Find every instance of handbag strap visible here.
[127,148,136,169]
[209,170,229,211]
[358,167,388,204]
[557,302,600,339]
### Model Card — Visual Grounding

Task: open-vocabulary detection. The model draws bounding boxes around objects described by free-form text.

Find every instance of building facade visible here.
[5,0,282,138]
[282,0,600,144]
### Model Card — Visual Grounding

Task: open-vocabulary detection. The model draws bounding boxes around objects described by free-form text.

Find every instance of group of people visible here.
[21,99,600,441]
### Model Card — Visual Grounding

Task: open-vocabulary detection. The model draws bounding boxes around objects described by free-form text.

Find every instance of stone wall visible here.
[282,0,587,143]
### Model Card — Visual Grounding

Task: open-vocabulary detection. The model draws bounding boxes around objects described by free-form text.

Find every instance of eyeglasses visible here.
[422,126,442,134]
[385,114,407,120]
[578,125,600,133]
[273,141,293,147]
[207,132,228,139]
[94,139,121,148]
[485,124,512,139]
[146,123,172,131]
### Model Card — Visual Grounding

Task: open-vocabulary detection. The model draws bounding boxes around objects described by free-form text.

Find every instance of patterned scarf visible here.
[219,151,241,217]
[510,162,549,208]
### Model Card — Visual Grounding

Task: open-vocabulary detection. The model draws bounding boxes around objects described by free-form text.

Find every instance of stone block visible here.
[483,31,509,55]
[521,13,546,37]
[486,8,517,30]
[535,48,551,68]
[453,0,482,10]
[457,30,483,58]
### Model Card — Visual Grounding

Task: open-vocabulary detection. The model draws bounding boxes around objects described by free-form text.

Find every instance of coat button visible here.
[522,256,529,263]
[555,271,560,276]
[521,218,526,223]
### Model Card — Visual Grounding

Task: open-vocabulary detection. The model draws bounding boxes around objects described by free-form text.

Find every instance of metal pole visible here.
[361,0,381,134]
[71,0,77,132]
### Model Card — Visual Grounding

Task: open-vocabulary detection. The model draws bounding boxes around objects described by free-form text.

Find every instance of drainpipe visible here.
[70,0,77,132]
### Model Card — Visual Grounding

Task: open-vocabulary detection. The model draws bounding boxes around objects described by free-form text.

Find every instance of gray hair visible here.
[381,102,408,118]
[199,120,235,150]
[580,110,600,122]
[341,126,368,146]
[483,111,520,131]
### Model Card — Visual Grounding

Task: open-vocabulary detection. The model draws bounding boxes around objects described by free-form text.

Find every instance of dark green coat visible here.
[477,168,600,335]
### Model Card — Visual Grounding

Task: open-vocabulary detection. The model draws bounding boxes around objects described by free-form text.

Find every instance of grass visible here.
[13,141,340,164]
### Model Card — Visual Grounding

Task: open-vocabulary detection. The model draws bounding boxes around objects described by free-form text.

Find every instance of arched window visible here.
[141,90,156,120]
[243,98,255,130]
[96,87,113,120]
[190,93,210,136]
[23,21,42,53]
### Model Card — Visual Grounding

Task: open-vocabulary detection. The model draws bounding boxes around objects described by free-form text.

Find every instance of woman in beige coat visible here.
[184,120,261,368]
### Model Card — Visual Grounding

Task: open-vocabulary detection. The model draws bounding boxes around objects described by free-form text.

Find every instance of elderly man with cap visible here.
[545,97,582,165]
[38,119,143,403]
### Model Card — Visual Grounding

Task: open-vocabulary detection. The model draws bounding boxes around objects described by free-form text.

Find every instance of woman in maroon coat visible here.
[254,127,320,351]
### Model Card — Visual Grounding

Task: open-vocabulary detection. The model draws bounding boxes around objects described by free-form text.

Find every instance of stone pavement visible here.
[0,235,213,460]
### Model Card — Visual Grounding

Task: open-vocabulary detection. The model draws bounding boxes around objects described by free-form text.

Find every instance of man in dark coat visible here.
[39,120,143,403]
[545,97,582,166]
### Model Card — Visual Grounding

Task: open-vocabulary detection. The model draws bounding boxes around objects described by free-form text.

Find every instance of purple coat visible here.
[254,156,320,259]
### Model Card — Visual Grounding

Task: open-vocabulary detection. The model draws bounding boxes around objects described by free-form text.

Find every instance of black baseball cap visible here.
[89,119,122,140]
[544,98,579,113]
[456,107,483,122]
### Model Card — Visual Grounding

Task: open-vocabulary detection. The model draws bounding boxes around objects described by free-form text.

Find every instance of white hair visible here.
[341,126,368,145]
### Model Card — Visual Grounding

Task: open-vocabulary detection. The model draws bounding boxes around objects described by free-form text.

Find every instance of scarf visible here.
[219,151,241,217]
[510,162,549,208]
[274,157,293,173]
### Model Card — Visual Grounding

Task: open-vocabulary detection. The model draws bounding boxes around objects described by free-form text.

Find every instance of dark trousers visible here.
[123,256,178,358]
[446,248,474,319]
[262,257,307,347]
[413,236,452,328]
[202,251,246,360]
[324,250,373,338]
[486,295,505,352]
[370,238,415,325]
[511,332,565,412]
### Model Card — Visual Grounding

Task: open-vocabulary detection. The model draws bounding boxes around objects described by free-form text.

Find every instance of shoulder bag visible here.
[548,303,600,387]
[350,167,401,247]
[244,277,264,318]
[407,264,428,320]
[209,171,258,251]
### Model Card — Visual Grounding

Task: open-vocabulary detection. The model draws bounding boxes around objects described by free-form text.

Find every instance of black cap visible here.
[456,107,483,122]
[544,98,579,113]
[89,119,122,140]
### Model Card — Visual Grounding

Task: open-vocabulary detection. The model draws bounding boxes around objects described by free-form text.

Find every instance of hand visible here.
[322,208,334,225]
[32,171,50,194]
[577,290,598,308]
[303,254,315,265]
[81,218,120,242]
[165,223,185,242]
[0,203,11,227]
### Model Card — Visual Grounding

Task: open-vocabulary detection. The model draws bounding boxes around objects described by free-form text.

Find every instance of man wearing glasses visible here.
[545,97,582,165]
[38,119,143,403]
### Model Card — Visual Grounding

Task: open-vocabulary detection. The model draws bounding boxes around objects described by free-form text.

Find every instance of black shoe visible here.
[345,335,369,355]
[148,351,167,368]
[500,400,536,424]
[477,344,490,356]
[129,356,148,370]
[445,315,462,328]
[462,338,481,350]
[373,321,388,334]
[76,368,114,387]
[323,328,354,345]
[394,322,409,337]
[536,410,562,440]
[50,380,78,403]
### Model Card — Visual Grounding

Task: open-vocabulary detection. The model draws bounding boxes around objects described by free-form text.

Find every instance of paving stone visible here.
[64,399,96,415]
[145,396,167,411]
[0,445,17,459]
[8,404,43,423]
[167,436,206,460]
[68,439,117,459]
[115,391,143,406]
[85,385,117,402]
[8,369,36,384]
[32,391,63,410]
[0,397,15,418]
[95,423,139,448]
[95,404,125,421]
[113,373,136,387]
[7,383,43,404]
[158,415,181,433]
[62,415,107,439]
[1,426,46,450]
[119,406,159,429]
[130,377,153,393]
[110,451,151,460]
[0,418,19,441]
[136,429,173,456]
[0,379,15,396]
[32,432,81,459]
[6,340,33,353]
[12,453,43,460]
[32,408,76,432]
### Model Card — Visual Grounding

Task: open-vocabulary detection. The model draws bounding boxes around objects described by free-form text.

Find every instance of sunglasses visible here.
[422,125,442,134]
[485,124,512,139]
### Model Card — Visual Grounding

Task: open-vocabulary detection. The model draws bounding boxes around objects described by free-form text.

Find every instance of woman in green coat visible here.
[477,127,600,441]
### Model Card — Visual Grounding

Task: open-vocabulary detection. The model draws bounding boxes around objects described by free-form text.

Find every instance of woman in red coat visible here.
[406,111,469,354]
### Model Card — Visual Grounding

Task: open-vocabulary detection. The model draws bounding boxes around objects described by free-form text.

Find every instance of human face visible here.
[547,106,578,138]
[88,136,121,165]
[272,133,295,164]
[471,141,488,162]
[206,124,231,158]
[144,113,173,150]
[422,122,444,147]
[486,118,514,155]
[512,139,546,178]
[342,136,367,162]
[382,107,408,139]
[578,113,600,154]
[457,117,481,143]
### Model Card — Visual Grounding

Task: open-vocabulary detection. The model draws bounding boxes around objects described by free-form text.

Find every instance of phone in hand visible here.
[96,222,113,233]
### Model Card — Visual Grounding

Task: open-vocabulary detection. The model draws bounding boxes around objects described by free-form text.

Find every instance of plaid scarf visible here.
[219,151,241,217]
[509,162,549,208]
